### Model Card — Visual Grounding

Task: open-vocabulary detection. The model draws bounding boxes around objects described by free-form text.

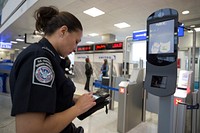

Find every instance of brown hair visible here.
[104,59,107,64]
[34,6,83,35]
[85,58,90,63]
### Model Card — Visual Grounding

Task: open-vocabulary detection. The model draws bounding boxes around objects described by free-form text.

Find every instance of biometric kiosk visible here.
[144,8,179,133]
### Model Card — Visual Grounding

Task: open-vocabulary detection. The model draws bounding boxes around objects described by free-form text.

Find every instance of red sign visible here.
[174,98,183,105]
[95,44,107,50]
[95,42,123,51]
[77,45,93,52]
[112,42,123,48]
[119,87,125,94]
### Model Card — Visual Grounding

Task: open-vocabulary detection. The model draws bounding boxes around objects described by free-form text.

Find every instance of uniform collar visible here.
[39,38,62,63]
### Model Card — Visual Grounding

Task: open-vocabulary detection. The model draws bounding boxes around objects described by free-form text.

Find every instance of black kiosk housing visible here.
[144,8,178,97]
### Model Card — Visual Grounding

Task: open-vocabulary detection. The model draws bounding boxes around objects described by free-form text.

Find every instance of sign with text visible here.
[0,42,12,49]
[76,45,93,52]
[95,42,123,51]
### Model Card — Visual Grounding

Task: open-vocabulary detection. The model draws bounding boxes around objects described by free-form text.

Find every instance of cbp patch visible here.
[32,57,54,87]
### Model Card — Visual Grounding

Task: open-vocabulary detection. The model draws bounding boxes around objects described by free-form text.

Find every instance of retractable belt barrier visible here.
[93,80,119,91]
[178,102,199,110]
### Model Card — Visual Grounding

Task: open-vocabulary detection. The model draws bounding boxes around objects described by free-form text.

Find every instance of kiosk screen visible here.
[149,19,174,54]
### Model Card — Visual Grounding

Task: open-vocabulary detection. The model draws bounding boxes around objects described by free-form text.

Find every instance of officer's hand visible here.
[74,93,96,115]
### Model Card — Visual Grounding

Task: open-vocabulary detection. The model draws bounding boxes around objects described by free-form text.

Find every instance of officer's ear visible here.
[59,25,68,37]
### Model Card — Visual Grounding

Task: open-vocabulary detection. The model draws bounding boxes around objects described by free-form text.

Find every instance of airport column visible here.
[144,8,179,133]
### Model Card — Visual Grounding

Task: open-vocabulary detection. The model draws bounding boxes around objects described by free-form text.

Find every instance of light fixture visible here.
[195,27,200,32]
[83,7,105,17]
[16,38,24,42]
[10,41,18,44]
[190,25,195,28]
[114,22,130,29]
[88,33,99,37]
[182,10,189,15]
[23,47,27,49]
[187,30,193,33]
[86,41,95,44]
[187,27,200,33]
[33,30,44,35]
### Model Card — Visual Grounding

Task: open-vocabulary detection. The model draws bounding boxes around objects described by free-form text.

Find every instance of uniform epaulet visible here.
[42,47,55,57]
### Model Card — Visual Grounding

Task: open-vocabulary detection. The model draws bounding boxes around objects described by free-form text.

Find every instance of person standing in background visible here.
[101,59,109,77]
[84,58,93,92]
[9,6,96,133]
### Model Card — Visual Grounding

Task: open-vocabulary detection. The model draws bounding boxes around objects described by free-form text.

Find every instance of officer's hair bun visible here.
[34,6,59,32]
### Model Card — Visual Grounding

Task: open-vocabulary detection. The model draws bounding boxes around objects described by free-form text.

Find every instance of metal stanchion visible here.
[192,91,198,133]
[176,103,187,133]
[109,58,114,110]
[197,90,200,133]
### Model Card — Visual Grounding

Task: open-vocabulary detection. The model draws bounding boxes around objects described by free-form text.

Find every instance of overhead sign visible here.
[178,26,184,37]
[98,55,116,60]
[25,34,43,44]
[75,42,123,53]
[132,30,147,41]
[95,42,123,51]
[76,45,93,52]
[0,42,12,49]
[133,26,184,41]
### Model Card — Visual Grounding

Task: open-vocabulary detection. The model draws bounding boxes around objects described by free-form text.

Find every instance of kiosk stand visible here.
[144,8,179,133]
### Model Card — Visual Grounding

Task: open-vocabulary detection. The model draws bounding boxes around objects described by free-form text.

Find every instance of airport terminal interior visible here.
[0,0,200,133]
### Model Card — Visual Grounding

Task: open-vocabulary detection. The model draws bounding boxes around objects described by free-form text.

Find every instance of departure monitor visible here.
[145,8,179,97]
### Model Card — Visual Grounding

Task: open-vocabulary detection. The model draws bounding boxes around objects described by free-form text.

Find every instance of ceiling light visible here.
[187,27,200,32]
[16,38,24,42]
[187,30,193,33]
[190,25,195,28]
[86,41,95,44]
[195,27,200,32]
[10,41,18,44]
[114,22,131,29]
[23,47,27,49]
[15,49,20,51]
[182,10,189,15]
[83,7,105,17]
[88,33,99,36]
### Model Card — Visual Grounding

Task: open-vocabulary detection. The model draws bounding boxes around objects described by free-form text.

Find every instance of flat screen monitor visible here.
[149,19,174,54]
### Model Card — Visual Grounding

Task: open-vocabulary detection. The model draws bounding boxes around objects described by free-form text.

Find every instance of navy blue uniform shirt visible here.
[10,38,76,132]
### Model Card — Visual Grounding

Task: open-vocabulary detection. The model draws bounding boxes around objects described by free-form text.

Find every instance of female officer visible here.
[9,6,96,133]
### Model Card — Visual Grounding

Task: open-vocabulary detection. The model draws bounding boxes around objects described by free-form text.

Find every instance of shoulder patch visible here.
[32,57,55,87]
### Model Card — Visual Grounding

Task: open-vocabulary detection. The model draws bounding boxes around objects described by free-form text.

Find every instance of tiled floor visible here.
[0,82,157,133]
[74,83,158,133]
[0,93,15,133]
